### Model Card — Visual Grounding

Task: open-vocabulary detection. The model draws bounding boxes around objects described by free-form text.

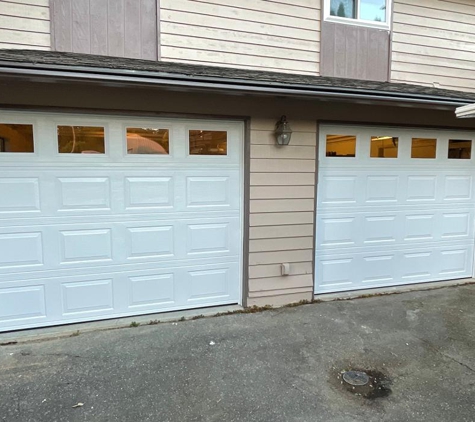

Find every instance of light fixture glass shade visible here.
[275,115,292,145]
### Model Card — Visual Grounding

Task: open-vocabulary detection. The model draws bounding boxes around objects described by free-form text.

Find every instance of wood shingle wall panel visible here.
[51,0,158,60]
[391,0,475,92]
[0,0,50,49]
[160,0,320,75]
[247,119,316,305]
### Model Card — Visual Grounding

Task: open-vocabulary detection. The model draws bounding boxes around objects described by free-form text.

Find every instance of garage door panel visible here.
[0,112,243,332]
[316,125,475,293]
[0,177,41,214]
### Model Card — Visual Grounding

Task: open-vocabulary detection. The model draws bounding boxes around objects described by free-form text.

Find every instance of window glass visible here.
[411,138,437,159]
[127,128,169,155]
[326,134,356,157]
[360,0,387,22]
[58,126,105,154]
[370,136,398,158]
[0,124,34,153]
[189,130,227,155]
[330,0,356,18]
[448,139,472,159]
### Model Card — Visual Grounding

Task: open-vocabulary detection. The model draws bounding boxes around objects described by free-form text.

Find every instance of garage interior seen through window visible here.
[0,123,34,153]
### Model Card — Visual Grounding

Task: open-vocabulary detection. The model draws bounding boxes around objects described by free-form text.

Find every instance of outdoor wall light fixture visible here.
[275,115,292,145]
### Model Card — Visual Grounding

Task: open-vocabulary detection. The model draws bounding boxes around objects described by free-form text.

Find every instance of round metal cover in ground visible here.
[342,371,370,386]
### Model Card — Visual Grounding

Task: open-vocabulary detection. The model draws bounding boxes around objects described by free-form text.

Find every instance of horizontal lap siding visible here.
[160,0,320,75]
[248,118,316,306]
[0,0,50,49]
[391,0,475,92]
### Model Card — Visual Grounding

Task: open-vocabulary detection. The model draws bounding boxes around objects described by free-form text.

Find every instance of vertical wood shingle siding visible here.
[391,0,475,92]
[0,0,51,50]
[247,119,316,306]
[321,22,390,82]
[51,0,158,60]
[160,0,320,75]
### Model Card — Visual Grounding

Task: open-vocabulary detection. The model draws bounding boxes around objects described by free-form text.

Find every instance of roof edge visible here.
[0,59,472,108]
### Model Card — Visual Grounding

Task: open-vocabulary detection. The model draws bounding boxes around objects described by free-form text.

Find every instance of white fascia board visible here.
[456,103,475,118]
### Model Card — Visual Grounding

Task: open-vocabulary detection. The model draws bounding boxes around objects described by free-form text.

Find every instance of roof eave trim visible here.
[0,62,471,107]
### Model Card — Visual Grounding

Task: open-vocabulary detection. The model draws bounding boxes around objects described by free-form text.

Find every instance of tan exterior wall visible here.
[248,118,316,306]
[0,0,50,50]
[391,0,475,93]
[160,0,320,75]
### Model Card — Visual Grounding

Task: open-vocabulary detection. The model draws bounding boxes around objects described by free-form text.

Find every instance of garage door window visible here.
[126,128,169,154]
[58,126,105,154]
[411,138,437,159]
[326,134,356,157]
[189,130,227,155]
[370,136,398,158]
[0,124,34,153]
[448,139,472,159]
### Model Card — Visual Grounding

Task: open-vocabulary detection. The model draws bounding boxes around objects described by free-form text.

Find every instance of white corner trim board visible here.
[456,104,475,119]
[0,111,244,332]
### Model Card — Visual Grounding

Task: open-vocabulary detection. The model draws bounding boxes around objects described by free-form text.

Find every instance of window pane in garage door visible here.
[0,124,34,153]
[58,126,105,154]
[325,134,356,157]
[126,128,169,154]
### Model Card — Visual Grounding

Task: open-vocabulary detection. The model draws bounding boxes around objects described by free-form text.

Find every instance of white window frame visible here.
[324,0,392,30]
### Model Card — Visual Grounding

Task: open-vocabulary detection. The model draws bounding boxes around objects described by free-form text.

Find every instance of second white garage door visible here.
[0,111,243,332]
[316,124,475,294]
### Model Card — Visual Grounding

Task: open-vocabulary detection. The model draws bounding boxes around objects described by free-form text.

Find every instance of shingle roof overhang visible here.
[1,50,475,109]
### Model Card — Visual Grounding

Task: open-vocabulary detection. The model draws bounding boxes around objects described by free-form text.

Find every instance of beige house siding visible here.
[0,0,50,50]
[391,0,475,92]
[160,0,320,75]
[248,118,316,306]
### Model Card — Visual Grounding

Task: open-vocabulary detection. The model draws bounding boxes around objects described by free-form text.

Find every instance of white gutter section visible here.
[456,103,475,118]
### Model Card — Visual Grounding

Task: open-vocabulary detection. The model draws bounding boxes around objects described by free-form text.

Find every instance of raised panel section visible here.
[0,285,45,321]
[404,215,434,241]
[320,176,357,204]
[60,229,112,263]
[187,223,229,254]
[318,258,353,290]
[439,249,469,275]
[187,177,230,207]
[319,218,355,246]
[61,279,113,314]
[57,177,110,210]
[127,226,174,258]
[0,232,43,268]
[362,255,395,284]
[0,178,40,213]
[364,216,396,244]
[128,273,175,307]
[441,213,470,238]
[444,176,472,201]
[401,252,432,279]
[125,177,173,210]
[187,268,229,301]
[366,176,398,203]
[406,176,436,202]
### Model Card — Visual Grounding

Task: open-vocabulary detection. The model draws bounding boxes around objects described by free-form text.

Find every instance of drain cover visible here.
[342,370,370,386]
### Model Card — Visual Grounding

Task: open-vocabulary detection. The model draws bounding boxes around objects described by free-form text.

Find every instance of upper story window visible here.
[325,0,391,29]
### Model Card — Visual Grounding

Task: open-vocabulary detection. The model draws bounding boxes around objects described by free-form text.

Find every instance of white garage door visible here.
[316,124,475,294]
[0,111,243,332]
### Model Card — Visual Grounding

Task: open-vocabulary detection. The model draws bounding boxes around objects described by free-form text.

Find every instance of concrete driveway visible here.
[1,285,474,422]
